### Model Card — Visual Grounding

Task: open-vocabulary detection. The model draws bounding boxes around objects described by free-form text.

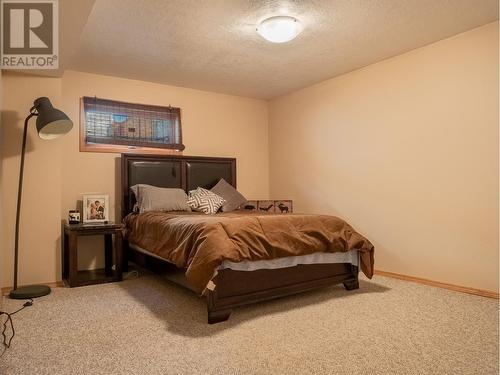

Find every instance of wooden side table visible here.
[62,222,123,287]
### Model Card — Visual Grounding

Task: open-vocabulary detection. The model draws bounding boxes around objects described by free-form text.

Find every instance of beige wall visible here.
[1,71,269,287]
[269,22,499,292]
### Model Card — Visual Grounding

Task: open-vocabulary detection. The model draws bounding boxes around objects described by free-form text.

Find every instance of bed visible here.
[121,154,374,323]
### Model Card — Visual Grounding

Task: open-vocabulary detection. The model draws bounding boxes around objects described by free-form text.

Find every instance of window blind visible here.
[82,97,185,151]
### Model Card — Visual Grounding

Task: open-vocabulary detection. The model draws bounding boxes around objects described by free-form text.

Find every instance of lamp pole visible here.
[12,110,37,291]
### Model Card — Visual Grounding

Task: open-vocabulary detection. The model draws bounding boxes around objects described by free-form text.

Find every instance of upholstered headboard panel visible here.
[185,161,234,192]
[127,161,183,189]
[121,154,236,217]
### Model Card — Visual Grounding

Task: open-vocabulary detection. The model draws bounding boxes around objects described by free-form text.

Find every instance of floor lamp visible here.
[9,97,73,299]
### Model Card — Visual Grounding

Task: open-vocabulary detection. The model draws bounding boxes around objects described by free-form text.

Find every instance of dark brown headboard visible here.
[121,154,236,217]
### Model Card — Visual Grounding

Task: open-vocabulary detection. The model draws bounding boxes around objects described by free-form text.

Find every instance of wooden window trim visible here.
[79,97,184,155]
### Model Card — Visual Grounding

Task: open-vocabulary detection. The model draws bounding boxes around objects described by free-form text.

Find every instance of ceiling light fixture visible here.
[257,16,302,43]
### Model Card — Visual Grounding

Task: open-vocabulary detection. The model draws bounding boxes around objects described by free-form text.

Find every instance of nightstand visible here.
[62,222,123,287]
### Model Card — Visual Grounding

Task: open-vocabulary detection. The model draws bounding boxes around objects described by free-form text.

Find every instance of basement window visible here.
[80,97,185,154]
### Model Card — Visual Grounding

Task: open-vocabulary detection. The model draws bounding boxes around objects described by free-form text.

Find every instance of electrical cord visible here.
[0,299,33,357]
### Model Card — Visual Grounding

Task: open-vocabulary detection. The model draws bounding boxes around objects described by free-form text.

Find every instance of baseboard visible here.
[374,270,499,299]
[1,281,64,296]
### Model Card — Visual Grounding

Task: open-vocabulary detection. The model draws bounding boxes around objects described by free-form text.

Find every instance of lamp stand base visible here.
[9,284,51,299]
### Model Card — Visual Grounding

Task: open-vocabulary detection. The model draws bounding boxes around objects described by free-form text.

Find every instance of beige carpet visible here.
[0,273,498,375]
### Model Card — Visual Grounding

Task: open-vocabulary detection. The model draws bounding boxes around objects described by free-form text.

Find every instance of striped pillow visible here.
[187,188,225,214]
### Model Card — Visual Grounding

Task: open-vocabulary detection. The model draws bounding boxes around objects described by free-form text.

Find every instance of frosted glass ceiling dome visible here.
[257,16,303,43]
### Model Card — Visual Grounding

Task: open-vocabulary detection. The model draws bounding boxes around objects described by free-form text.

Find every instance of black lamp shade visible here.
[34,97,73,140]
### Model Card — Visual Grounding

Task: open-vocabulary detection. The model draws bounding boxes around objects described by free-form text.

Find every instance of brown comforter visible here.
[124,211,374,294]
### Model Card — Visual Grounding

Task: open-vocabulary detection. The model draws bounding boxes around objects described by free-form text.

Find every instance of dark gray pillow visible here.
[211,178,247,212]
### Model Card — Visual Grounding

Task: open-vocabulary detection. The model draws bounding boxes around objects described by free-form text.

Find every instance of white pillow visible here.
[187,187,225,214]
[130,184,191,213]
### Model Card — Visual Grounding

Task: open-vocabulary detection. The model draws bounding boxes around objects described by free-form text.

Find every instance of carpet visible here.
[0,273,498,374]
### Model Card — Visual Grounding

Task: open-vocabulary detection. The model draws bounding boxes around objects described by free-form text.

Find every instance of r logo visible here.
[1,0,58,68]
[3,1,53,53]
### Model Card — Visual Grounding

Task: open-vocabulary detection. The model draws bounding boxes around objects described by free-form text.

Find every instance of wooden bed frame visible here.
[121,154,359,324]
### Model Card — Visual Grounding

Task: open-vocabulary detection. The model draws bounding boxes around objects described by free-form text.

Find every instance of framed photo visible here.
[83,194,109,223]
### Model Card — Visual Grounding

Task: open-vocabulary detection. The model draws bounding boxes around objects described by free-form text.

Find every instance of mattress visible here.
[130,242,359,272]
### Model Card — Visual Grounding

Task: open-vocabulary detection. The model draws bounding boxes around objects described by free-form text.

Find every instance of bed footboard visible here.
[207,263,359,324]
[126,246,359,324]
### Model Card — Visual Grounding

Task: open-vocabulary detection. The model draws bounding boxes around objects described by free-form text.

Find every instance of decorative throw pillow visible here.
[130,184,191,213]
[211,178,247,212]
[187,187,225,214]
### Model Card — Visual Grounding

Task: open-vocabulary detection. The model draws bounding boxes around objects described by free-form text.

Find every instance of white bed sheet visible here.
[220,250,359,271]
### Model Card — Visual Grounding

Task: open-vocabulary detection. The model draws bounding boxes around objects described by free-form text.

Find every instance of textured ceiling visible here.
[63,0,498,98]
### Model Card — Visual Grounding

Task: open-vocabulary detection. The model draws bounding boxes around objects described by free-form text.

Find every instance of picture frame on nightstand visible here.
[82,194,109,223]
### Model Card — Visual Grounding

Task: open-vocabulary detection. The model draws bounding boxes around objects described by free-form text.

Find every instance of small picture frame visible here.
[82,194,109,223]
[240,200,258,211]
[275,200,292,214]
[258,200,275,213]
[68,210,80,224]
